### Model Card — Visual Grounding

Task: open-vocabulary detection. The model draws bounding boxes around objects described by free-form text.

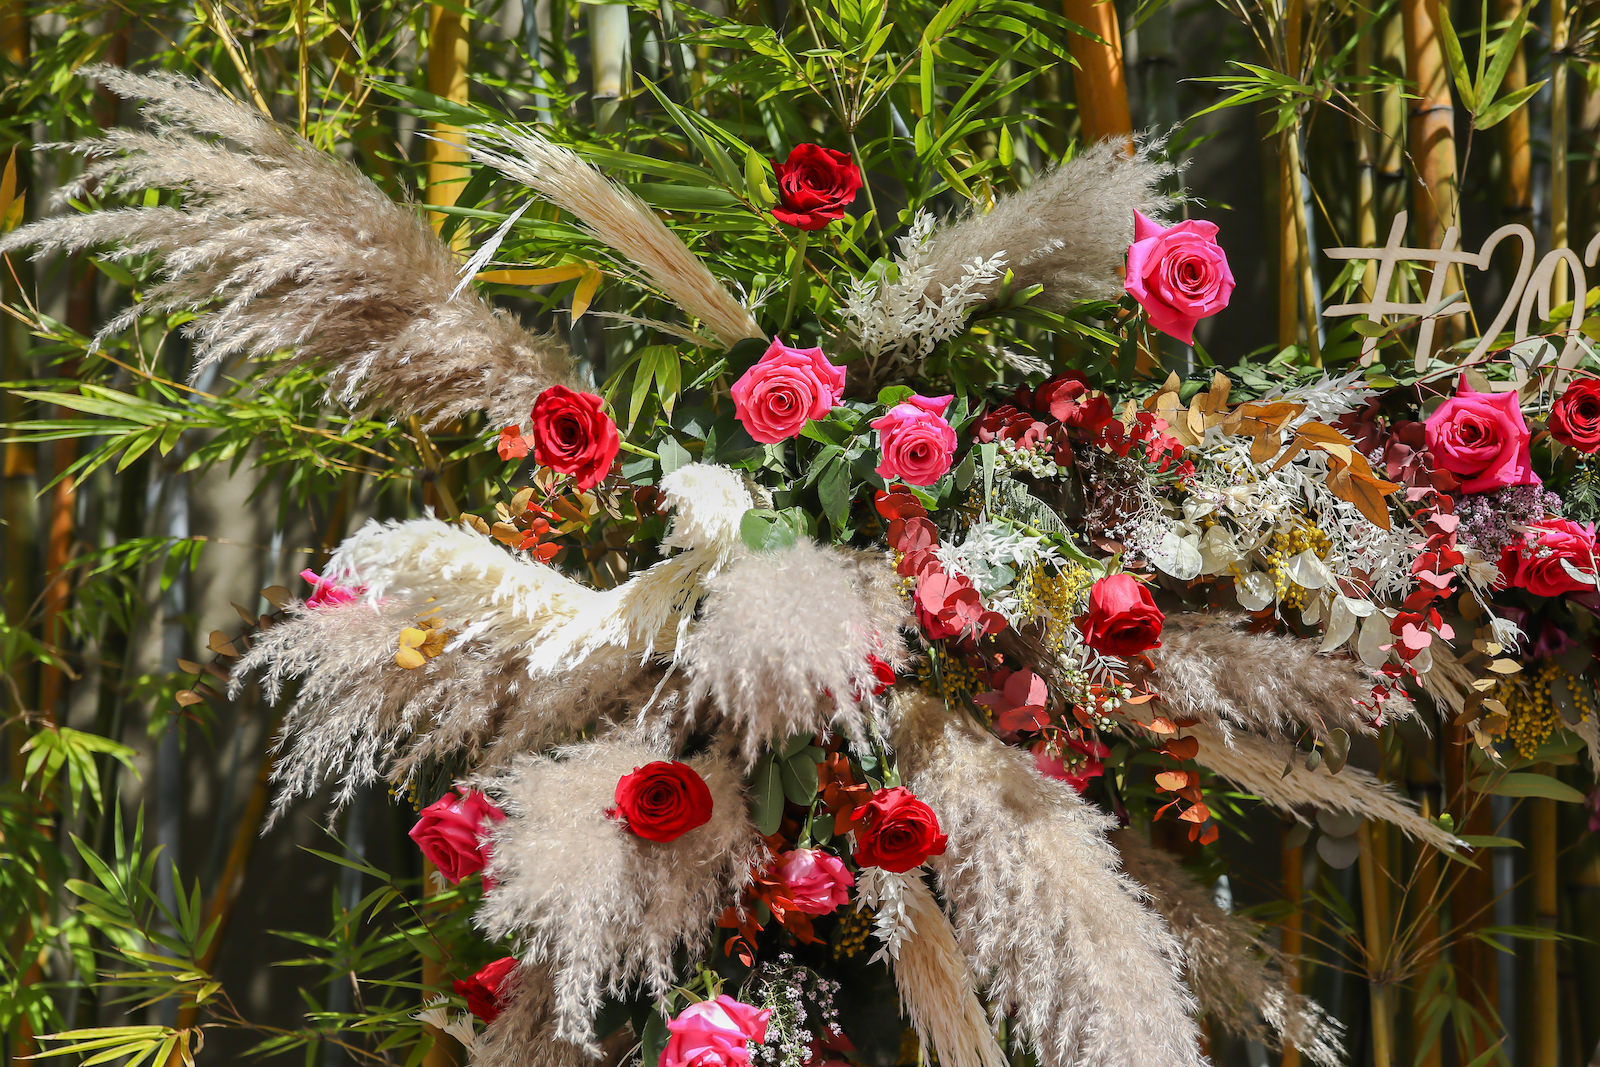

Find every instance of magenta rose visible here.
[1501,518,1598,597]
[1125,210,1235,344]
[661,995,772,1067]
[1424,378,1538,494]
[872,393,957,486]
[730,338,846,444]
[774,848,854,916]
[408,789,506,884]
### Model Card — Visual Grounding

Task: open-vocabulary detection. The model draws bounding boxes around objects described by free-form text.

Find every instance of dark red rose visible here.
[1550,378,1600,453]
[528,385,620,492]
[408,789,506,884]
[1077,573,1165,657]
[453,956,518,1023]
[610,761,714,842]
[772,144,862,230]
[851,786,948,873]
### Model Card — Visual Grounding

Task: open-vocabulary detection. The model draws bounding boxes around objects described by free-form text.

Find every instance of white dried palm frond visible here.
[1114,830,1345,1067]
[474,735,762,1050]
[0,67,571,429]
[468,124,761,347]
[1188,725,1462,852]
[858,869,1007,1067]
[893,692,1207,1067]
[680,541,910,763]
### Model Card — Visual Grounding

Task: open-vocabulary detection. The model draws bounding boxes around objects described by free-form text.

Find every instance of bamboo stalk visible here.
[1550,0,1570,306]
[1400,0,1458,239]
[1498,0,1532,224]
[1061,0,1132,144]
[1530,795,1558,1067]
[424,0,471,240]
[1353,17,1379,299]
[1359,824,1394,1067]
[1280,831,1304,1067]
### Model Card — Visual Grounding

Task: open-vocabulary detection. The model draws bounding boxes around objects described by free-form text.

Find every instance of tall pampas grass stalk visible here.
[893,692,1207,1067]
[468,125,761,347]
[855,869,1007,1067]
[681,541,910,763]
[913,136,1175,309]
[1151,614,1396,742]
[0,67,572,429]
[475,735,762,1049]
[1113,830,1345,1067]
[1188,725,1462,851]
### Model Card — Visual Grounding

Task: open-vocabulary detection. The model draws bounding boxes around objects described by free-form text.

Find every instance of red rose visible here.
[610,761,714,842]
[772,144,862,230]
[1550,377,1600,453]
[1078,573,1165,657]
[850,786,948,873]
[453,956,518,1023]
[408,789,506,884]
[1500,518,1599,597]
[528,385,620,492]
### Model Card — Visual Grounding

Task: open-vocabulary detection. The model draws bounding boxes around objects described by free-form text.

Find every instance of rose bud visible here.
[408,789,506,884]
[1078,573,1165,658]
[453,956,518,1024]
[609,761,715,843]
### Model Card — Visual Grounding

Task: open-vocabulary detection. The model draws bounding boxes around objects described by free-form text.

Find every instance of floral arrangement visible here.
[9,66,1600,1067]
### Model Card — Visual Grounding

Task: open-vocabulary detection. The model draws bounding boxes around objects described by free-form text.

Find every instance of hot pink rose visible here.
[730,338,846,444]
[1424,378,1538,494]
[408,789,506,884]
[661,995,772,1067]
[774,848,854,915]
[300,568,362,609]
[1501,518,1598,597]
[872,394,957,486]
[1125,210,1235,344]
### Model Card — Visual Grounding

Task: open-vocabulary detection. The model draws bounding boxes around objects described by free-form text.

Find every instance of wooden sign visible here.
[1324,212,1599,383]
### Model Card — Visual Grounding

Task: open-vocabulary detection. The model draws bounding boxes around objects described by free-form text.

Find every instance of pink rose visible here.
[661,995,771,1067]
[1125,210,1235,344]
[408,789,506,884]
[1500,518,1598,597]
[300,569,362,609]
[774,848,854,915]
[872,394,957,486]
[1424,378,1538,494]
[730,338,846,444]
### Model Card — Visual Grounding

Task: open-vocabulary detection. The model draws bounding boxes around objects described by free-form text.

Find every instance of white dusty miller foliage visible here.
[842,209,1008,377]
[935,520,1064,625]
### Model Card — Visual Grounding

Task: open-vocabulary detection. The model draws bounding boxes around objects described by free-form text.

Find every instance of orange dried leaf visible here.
[1179,803,1211,823]
[1164,736,1200,761]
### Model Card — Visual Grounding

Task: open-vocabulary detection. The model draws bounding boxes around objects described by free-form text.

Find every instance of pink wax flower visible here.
[774,848,854,915]
[872,394,957,486]
[1125,210,1235,344]
[1424,377,1538,494]
[730,338,846,444]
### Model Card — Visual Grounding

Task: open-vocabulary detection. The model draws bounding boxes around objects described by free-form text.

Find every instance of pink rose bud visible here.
[1424,376,1539,494]
[730,338,847,444]
[408,788,506,884]
[774,848,855,915]
[1124,210,1235,344]
[871,393,957,487]
[661,995,772,1067]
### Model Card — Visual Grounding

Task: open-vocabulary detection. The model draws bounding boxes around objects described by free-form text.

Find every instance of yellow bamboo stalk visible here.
[1400,0,1459,244]
[1498,0,1532,224]
[1530,795,1558,1067]
[424,0,470,241]
[1354,18,1379,298]
[1358,824,1394,1067]
[1061,0,1132,144]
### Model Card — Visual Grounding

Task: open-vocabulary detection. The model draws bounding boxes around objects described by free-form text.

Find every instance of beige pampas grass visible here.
[468,964,589,1067]
[468,125,761,347]
[681,541,911,763]
[856,869,1007,1067]
[1151,614,1391,743]
[915,137,1175,309]
[1188,725,1462,851]
[893,692,1207,1067]
[0,67,571,428]
[1113,831,1345,1067]
[474,735,762,1050]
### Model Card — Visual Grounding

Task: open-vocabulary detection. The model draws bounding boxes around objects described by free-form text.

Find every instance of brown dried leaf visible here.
[175,690,205,707]
[176,658,204,675]
[208,631,237,657]
[261,585,293,610]
[232,602,257,626]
